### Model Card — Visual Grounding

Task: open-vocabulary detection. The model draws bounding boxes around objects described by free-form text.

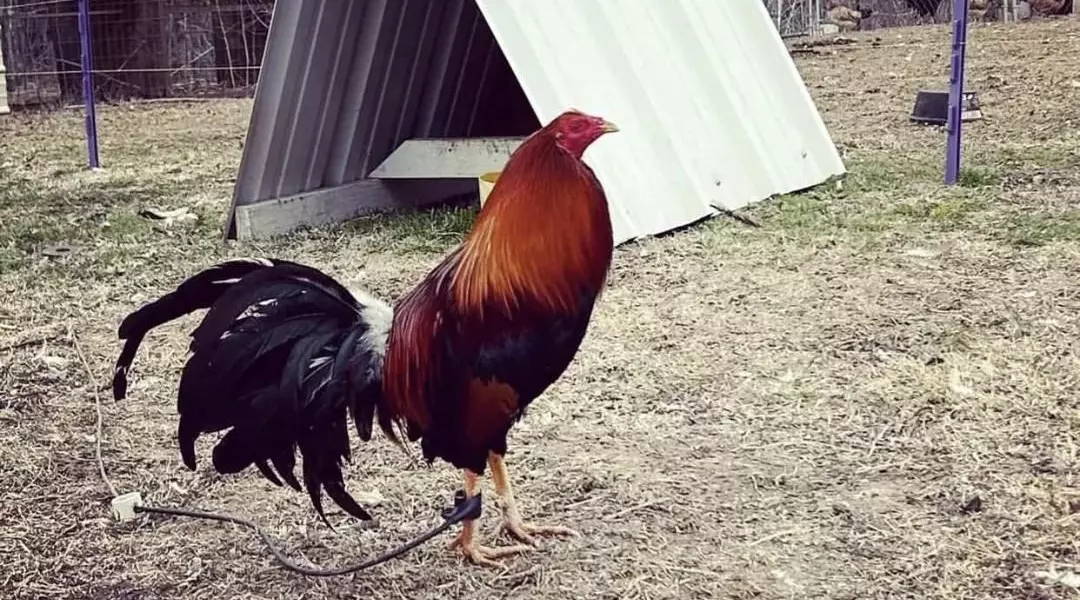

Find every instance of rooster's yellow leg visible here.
[447,469,533,567]
[489,452,580,547]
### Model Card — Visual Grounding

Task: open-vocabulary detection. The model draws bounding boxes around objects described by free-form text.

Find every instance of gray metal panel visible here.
[326,0,405,185]
[227,0,536,237]
[228,0,306,235]
[252,1,321,202]
[414,0,472,137]
[387,1,449,151]
[274,1,354,197]
[301,1,366,191]
[322,0,392,188]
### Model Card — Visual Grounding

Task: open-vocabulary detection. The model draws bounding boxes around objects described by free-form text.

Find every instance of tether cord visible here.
[133,491,481,577]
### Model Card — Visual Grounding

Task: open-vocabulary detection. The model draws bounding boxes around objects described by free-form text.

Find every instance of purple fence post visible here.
[77,0,100,169]
[944,0,969,185]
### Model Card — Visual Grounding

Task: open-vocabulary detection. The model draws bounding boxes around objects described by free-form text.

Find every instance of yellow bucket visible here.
[478,171,500,207]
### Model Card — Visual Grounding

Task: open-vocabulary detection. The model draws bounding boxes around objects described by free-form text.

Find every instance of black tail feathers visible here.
[113,257,284,400]
[112,258,394,525]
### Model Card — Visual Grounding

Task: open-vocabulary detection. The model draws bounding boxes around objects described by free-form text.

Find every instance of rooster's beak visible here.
[600,120,619,134]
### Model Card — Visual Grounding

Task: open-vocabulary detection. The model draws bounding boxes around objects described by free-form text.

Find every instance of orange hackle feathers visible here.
[452,128,613,316]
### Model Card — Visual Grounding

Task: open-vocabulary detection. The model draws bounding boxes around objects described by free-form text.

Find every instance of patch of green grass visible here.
[888,191,990,226]
[989,143,1079,173]
[769,190,833,229]
[994,212,1080,247]
[1,185,152,268]
[957,166,1003,188]
[843,157,941,193]
[730,153,1020,245]
[332,204,478,254]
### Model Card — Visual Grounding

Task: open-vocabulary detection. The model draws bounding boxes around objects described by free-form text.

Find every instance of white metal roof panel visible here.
[474,0,846,244]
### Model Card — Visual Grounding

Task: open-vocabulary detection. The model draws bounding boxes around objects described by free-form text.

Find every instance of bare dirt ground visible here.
[2,18,1080,600]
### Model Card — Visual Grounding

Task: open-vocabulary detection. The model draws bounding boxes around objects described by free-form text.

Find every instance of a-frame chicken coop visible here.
[225,0,845,245]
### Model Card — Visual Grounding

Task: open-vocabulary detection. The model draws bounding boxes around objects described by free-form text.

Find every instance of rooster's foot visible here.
[500,517,580,548]
[447,530,532,568]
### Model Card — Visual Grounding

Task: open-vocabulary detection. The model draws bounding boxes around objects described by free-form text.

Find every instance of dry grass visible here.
[2,18,1080,600]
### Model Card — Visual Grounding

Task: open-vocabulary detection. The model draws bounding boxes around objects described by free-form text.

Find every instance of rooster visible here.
[112,109,619,567]
[903,0,945,21]
[826,0,873,32]
[969,0,990,21]
[1031,0,1068,14]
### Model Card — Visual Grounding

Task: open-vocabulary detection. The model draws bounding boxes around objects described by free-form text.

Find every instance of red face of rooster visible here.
[546,109,619,158]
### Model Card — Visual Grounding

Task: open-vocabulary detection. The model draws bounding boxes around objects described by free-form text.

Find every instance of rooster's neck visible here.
[450,137,613,315]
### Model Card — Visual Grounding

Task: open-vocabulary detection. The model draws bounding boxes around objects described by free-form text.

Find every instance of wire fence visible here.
[0,0,271,108]
[762,0,1074,37]
[0,0,1075,111]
